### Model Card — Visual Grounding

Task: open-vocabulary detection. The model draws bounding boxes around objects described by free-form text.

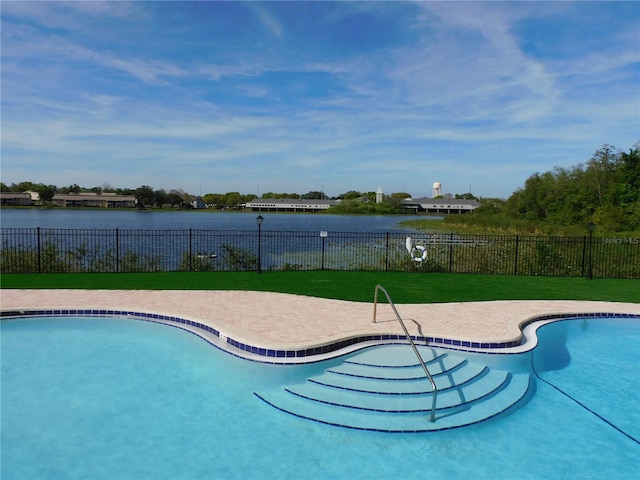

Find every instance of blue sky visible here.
[1,1,638,199]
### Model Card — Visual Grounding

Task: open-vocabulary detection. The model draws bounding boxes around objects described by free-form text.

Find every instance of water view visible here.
[0,209,433,233]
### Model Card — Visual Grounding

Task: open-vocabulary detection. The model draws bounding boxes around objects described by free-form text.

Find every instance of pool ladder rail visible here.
[372,284,438,422]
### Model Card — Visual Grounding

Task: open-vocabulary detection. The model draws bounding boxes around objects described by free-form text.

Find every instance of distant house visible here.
[0,192,33,206]
[52,193,136,208]
[244,198,339,212]
[401,197,479,214]
[191,198,206,209]
[25,190,41,202]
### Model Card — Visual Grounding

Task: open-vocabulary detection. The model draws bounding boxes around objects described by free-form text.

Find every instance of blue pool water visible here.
[1,315,639,479]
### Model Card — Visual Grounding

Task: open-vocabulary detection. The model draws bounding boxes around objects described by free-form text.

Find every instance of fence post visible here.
[320,231,326,270]
[449,233,454,273]
[514,235,519,275]
[37,227,42,273]
[115,228,120,273]
[587,224,595,280]
[189,229,193,272]
[581,236,587,277]
[385,232,389,272]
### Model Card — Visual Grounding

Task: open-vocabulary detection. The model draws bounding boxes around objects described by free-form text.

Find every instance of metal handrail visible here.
[372,284,438,422]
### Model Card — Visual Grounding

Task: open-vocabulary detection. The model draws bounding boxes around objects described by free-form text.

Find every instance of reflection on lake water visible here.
[0,209,439,233]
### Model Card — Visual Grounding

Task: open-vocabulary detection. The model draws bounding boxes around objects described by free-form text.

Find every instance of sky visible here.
[1,1,638,199]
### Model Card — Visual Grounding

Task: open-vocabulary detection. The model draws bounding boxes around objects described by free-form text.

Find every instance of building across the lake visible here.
[244,198,339,212]
[0,192,33,206]
[52,193,136,208]
[244,196,479,214]
[191,197,206,209]
[401,197,479,214]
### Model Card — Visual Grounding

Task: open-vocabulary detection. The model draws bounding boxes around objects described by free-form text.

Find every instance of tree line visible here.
[3,142,637,234]
[441,143,639,235]
[0,181,415,211]
[505,144,639,231]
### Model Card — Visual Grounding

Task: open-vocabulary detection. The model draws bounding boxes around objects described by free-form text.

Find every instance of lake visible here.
[0,209,436,233]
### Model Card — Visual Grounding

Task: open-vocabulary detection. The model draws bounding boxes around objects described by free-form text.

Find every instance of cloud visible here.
[0,0,139,29]
[3,28,186,86]
[243,3,284,39]
[389,5,558,123]
[1,1,638,198]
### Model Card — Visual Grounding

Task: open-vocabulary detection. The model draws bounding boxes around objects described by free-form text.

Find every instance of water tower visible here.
[432,182,442,198]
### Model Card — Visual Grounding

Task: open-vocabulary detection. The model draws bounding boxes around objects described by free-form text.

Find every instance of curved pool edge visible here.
[0,289,640,363]
[0,308,436,364]
[0,302,640,365]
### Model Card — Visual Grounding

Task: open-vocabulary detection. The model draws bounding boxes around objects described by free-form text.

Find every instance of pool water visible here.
[1,316,639,479]
[532,317,640,444]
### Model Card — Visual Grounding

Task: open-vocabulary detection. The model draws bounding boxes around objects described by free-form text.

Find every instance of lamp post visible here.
[256,214,263,274]
[320,230,328,270]
[587,222,595,280]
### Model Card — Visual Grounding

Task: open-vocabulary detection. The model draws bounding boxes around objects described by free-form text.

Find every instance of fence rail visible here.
[1,228,638,278]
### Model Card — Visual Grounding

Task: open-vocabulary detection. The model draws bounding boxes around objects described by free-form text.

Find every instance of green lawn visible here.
[1,271,638,304]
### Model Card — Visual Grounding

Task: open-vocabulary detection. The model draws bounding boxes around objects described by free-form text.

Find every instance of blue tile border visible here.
[2,308,638,363]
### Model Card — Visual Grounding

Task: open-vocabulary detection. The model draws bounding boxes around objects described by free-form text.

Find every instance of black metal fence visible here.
[1,228,638,278]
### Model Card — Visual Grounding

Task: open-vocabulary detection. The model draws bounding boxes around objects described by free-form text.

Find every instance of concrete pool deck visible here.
[2,289,639,353]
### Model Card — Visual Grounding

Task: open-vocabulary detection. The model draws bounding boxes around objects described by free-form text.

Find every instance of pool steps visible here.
[255,344,532,432]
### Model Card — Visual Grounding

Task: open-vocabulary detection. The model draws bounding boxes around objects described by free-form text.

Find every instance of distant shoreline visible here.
[0,205,438,217]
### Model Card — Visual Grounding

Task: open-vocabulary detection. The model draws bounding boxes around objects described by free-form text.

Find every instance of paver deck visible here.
[2,289,638,353]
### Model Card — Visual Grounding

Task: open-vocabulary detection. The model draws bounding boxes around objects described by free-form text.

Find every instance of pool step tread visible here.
[314,361,486,394]
[343,344,442,367]
[285,368,510,413]
[255,345,533,432]
[255,374,531,433]
[328,354,467,380]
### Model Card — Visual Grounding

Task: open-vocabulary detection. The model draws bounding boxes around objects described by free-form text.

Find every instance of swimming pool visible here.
[1,314,638,479]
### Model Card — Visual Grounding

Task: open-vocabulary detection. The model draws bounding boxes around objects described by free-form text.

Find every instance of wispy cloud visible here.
[244,2,284,39]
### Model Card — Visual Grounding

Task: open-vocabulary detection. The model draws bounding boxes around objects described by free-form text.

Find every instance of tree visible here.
[454,193,478,200]
[59,184,81,194]
[154,189,168,207]
[301,191,325,199]
[616,146,640,230]
[166,193,184,208]
[203,193,223,208]
[474,198,504,215]
[170,189,193,205]
[617,147,640,205]
[222,192,243,208]
[135,185,156,208]
[387,192,411,207]
[584,144,617,208]
[38,185,56,203]
[364,191,377,202]
[261,192,299,199]
[482,142,639,233]
[340,191,361,200]
[5,181,40,192]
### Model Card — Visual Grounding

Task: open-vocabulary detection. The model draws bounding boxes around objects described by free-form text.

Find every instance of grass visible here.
[1,271,638,304]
